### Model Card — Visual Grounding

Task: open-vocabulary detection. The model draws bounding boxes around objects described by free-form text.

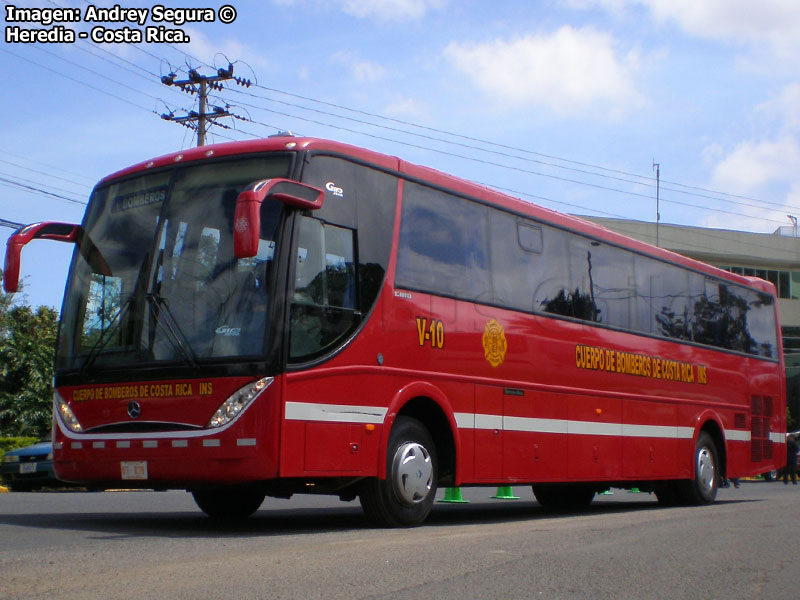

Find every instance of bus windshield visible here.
[56,155,291,372]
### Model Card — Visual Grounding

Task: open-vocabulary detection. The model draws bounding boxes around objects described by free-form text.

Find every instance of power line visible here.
[0,158,93,192]
[29,44,170,105]
[230,85,800,217]
[0,47,154,114]
[0,218,25,230]
[5,29,793,229]
[0,151,97,185]
[230,105,793,227]
[0,171,88,198]
[0,176,87,206]
[70,38,786,225]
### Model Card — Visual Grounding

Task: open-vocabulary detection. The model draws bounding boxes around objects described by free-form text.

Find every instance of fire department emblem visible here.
[482,319,507,368]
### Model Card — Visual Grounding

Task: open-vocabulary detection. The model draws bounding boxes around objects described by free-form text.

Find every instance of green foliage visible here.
[0,285,59,437]
[788,406,798,433]
[0,436,39,456]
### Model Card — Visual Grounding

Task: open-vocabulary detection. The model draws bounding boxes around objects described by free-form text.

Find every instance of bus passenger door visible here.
[474,385,503,480]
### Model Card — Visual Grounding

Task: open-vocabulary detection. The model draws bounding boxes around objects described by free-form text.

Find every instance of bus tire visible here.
[680,432,718,505]
[359,416,437,527]
[191,487,266,520]
[532,485,595,510]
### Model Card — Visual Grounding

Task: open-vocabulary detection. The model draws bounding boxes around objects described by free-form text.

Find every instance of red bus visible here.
[4,136,786,526]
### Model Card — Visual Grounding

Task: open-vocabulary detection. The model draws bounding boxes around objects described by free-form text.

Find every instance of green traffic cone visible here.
[491,486,520,499]
[438,487,469,503]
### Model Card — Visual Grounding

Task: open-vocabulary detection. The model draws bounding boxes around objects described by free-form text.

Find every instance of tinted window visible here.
[489,210,565,312]
[396,183,490,302]
[745,290,778,358]
[637,258,695,340]
[300,155,397,316]
[393,180,778,359]
[290,217,358,361]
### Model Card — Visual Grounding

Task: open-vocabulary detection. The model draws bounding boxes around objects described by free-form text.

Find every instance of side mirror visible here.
[233,178,324,258]
[3,222,110,293]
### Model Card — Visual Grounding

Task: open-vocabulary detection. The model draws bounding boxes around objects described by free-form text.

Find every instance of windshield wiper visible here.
[146,293,200,370]
[78,252,150,378]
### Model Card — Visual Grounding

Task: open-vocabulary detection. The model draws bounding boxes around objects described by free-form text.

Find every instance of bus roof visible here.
[99,136,776,297]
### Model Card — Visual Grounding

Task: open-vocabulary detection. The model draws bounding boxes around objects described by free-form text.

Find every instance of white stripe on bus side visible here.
[288,403,747,441]
[285,401,388,424]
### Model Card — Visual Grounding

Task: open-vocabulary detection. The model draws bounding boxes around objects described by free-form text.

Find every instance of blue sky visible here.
[3,0,800,310]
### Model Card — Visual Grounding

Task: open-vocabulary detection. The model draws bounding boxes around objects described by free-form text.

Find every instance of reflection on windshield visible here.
[57,156,290,371]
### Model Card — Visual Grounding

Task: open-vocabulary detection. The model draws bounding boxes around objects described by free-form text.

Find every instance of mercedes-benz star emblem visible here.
[127,401,142,419]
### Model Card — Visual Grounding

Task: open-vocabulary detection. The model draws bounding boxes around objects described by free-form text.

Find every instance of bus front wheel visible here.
[359,416,438,527]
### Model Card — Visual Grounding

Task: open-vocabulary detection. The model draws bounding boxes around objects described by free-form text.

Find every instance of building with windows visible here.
[580,217,800,423]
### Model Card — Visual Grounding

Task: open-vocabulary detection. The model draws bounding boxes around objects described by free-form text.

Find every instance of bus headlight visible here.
[207,377,273,429]
[55,391,83,432]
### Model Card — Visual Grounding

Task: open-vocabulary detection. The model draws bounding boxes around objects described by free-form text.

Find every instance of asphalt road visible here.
[1,482,799,599]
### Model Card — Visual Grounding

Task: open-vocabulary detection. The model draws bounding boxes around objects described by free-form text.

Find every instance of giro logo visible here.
[325,181,344,197]
[216,326,241,337]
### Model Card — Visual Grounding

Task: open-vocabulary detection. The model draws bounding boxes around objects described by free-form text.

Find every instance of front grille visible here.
[84,422,202,434]
[19,454,48,463]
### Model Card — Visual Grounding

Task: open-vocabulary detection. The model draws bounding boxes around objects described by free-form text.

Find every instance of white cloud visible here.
[443,26,643,118]
[330,51,386,83]
[340,0,447,20]
[711,136,800,193]
[706,131,800,230]
[573,0,800,58]
[710,84,800,197]
[756,83,800,133]
[640,0,800,44]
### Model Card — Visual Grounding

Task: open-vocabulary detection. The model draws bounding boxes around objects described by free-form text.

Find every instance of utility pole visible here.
[653,160,660,247]
[160,65,236,146]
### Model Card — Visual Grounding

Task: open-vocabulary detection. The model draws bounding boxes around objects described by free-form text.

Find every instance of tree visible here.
[0,272,58,438]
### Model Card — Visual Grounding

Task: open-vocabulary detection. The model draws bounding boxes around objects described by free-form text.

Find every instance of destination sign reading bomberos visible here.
[575,344,707,385]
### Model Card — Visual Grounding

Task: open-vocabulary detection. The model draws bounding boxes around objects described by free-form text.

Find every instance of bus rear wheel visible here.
[191,487,266,520]
[360,416,437,527]
[680,432,718,505]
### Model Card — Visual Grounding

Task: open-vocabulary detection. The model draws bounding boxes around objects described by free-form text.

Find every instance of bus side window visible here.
[290,217,358,361]
[396,182,490,302]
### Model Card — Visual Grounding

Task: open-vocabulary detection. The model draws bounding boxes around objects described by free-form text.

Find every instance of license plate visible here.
[19,463,36,474]
[121,461,148,480]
